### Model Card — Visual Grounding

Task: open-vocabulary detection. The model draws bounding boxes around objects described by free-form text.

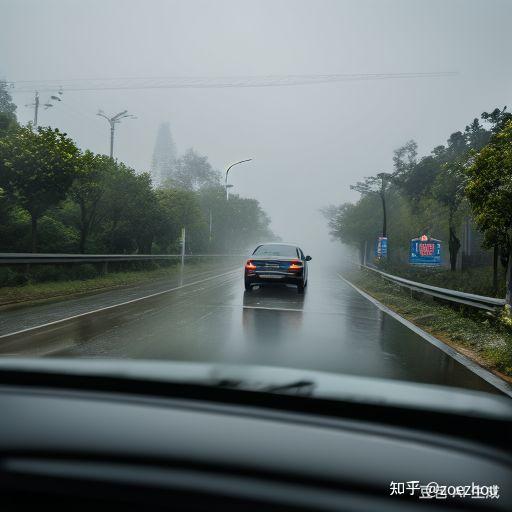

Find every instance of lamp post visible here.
[224,158,252,200]
[97,109,136,159]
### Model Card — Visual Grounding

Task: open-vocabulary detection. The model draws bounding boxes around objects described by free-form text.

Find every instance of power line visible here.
[7,71,457,93]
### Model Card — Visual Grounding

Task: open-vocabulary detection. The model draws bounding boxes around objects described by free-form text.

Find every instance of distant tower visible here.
[150,122,177,186]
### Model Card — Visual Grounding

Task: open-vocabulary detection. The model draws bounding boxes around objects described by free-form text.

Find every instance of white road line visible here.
[0,269,240,341]
[242,305,304,313]
[337,273,512,397]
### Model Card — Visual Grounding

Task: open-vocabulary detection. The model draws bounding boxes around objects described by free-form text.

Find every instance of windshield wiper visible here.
[213,378,316,396]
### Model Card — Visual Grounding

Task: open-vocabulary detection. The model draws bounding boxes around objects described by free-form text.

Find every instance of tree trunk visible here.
[506,249,512,307]
[448,226,460,271]
[493,246,499,295]
[30,215,38,253]
[79,204,89,254]
[380,192,387,237]
[448,211,460,272]
[79,225,89,254]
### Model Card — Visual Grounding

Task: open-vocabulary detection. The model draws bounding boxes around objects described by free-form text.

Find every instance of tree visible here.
[464,118,490,151]
[156,187,205,253]
[322,197,381,262]
[351,172,392,238]
[393,140,440,204]
[150,122,177,186]
[427,131,470,271]
[0,81,17,138]
[94,163,158,253]
[0,81,16,117]
[168,149,220,191]
[197,185,276,253]
[392,140,417,177]
[69,151,115,253]
[465,120,512,305]
[0,126,79,251]
[481,107,512,135]
[126,172,161,253]
[431,163,465,271]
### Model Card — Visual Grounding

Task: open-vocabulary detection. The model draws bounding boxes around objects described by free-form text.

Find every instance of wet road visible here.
[0,262,502,393]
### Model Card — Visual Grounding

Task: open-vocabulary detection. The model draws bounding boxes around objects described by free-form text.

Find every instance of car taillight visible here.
[245,260,257,271]
[289,259,303,270]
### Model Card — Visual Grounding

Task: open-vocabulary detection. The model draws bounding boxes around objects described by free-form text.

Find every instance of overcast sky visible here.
[1,0,511,253]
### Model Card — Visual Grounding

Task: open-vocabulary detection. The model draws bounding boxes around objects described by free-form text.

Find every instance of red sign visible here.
[419,243,435,256]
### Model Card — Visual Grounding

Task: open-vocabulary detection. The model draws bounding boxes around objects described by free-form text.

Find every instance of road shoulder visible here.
[338,271,512,397]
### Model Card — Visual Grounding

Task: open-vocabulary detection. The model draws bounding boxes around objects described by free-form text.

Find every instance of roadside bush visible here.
[72,263,99,280]
[0,267,25,286]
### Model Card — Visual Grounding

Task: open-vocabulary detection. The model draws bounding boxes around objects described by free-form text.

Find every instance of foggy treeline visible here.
[0,82,277,269]
[323,106,512,298]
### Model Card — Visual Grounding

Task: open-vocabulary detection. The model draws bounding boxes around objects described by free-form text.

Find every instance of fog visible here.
[1,0,511,259]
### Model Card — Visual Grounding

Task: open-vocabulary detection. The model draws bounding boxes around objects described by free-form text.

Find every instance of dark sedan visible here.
[244,243,311,293]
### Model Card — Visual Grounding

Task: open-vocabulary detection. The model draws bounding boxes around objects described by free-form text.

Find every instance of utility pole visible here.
[25,88,63,128]
[180,226,186,266]
[25,92,39,127]
[208,209,213,243]
[224,158,253,200]
[33,92,39,126]
[97,109,136,159]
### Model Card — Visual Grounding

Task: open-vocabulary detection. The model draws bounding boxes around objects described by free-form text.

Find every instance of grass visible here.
[346,268,512,380]
[0,260,235,308]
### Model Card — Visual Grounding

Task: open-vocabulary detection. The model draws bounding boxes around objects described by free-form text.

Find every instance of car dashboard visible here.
[1,367,511,511]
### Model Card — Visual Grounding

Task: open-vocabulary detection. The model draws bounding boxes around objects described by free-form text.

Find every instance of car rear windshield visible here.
[253,245,298,258]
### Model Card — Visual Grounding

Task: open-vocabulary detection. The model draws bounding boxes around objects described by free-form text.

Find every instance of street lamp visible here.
[97,109,137,159]
[224,158,252,200]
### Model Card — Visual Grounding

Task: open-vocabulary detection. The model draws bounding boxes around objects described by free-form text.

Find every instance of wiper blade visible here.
[213,378,316,396]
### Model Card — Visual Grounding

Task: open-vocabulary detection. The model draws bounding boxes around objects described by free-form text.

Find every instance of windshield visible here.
[0,0,511,405]
[253,245,298,258]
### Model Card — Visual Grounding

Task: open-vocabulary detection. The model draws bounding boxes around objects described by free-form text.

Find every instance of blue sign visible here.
[409,236,441,266]
[375,236,388,259]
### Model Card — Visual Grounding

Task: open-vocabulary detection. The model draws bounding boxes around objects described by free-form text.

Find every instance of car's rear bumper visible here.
[245,271,303,286]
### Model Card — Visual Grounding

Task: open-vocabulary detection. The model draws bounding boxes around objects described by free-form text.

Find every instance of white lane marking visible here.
[0,269,240,341]
[242,305,304,313]
[337,273,512,397]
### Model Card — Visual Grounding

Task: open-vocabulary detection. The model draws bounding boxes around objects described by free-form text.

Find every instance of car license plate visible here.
[260,274,283,279]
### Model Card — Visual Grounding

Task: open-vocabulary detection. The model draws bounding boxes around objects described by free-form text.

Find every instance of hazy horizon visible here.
[2,0,511,255]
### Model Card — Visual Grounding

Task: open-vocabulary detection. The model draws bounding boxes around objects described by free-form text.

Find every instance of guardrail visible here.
[0,253,240,265]
[359,264,506,312]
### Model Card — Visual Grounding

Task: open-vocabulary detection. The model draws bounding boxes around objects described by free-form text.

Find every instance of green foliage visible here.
[327,109,507,274]
[198,185,276,253]
[465,120,512,304]
[0,81,17,138]
[69,151,115,252]
[0,125,80,251]
[0,94,276,263]
[0,81,17,118]
[156,187,205,252]
[465,120,512,250]
[167,148,220,191]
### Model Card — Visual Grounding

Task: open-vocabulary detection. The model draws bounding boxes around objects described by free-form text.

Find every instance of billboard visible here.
[409,235,441,266]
